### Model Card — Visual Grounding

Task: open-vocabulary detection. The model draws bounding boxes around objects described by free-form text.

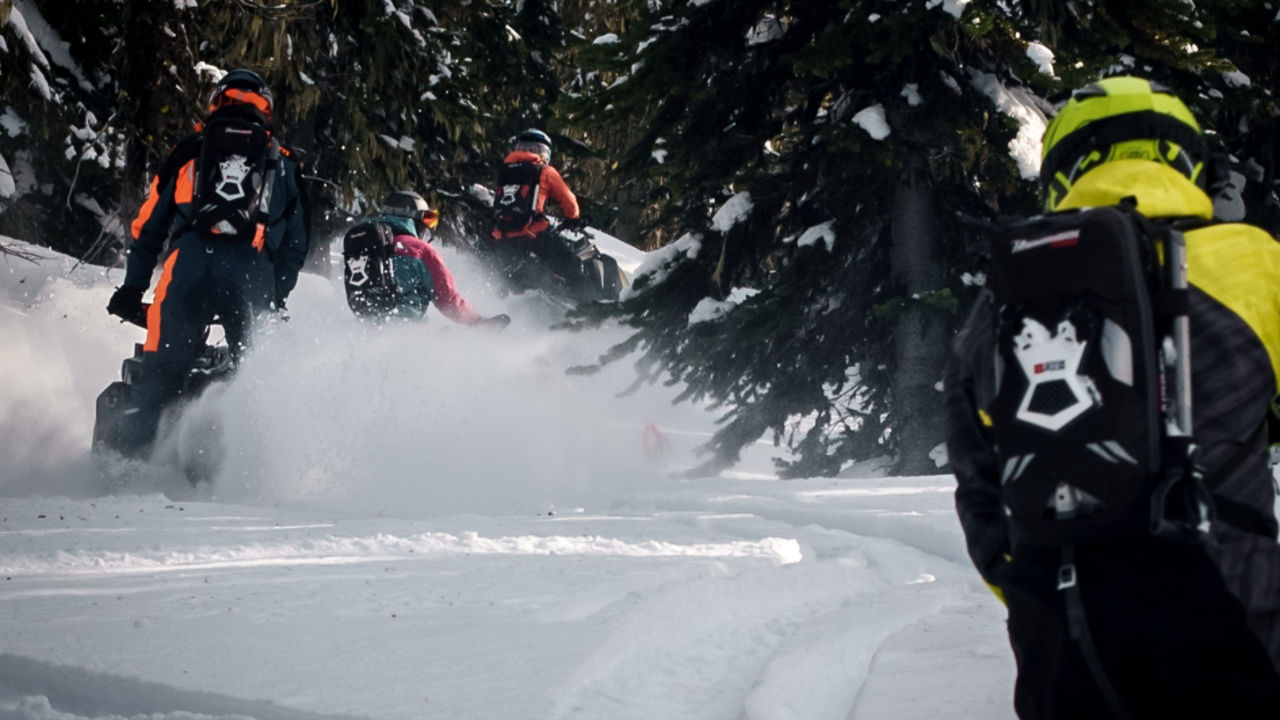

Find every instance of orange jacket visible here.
[491,150,579,239]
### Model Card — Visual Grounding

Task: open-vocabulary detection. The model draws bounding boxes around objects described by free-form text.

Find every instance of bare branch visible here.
[0,240,48,264]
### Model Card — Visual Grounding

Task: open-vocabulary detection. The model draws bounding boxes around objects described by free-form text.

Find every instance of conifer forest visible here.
[2,0,1277,475]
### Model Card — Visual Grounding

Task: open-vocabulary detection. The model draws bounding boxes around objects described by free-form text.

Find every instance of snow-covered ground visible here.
[0,235,1014,720]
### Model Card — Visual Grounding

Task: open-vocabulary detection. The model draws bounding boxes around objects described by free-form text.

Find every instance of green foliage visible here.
[1022,0,1279,230]
[210,1,567,239]
[0,1,575,259]
[871,289,961,322]
[2,0,1276,477]
[0,0,128,260]
[565,0,1278,475]
[567,0,1041,474]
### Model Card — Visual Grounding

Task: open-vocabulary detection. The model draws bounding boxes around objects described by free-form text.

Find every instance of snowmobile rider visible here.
[364,190,509,328]
[105,68,309,459]
[945,76,1280,718]
[488,129,585,284]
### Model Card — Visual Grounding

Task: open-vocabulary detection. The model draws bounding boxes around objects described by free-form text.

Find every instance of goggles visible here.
[209,88,273,118]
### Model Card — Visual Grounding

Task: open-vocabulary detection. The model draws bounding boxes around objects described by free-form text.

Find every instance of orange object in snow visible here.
[643,422,670,460]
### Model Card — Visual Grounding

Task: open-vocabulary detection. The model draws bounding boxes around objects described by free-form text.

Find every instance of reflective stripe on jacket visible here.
[123,132,309,303]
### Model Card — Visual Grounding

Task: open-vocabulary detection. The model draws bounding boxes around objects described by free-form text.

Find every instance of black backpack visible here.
[342,221,401,316]
[985,202,1206,548]
[493,162,543,233]
[191,112,279,245]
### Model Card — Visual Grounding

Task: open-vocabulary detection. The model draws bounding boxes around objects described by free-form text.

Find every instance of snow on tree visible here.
[1,0,1275,479]
[565,0,1042,476]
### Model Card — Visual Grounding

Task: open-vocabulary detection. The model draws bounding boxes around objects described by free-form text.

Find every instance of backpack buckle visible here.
[1056,562,1077,590]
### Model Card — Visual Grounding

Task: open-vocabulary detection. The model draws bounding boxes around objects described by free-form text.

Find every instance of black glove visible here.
[476,313,511,330]
[107,286,145,326]
[561,217,585,232]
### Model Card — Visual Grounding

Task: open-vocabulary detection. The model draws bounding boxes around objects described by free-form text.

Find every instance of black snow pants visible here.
[1001,534,1280,719]
[118,236,275,457]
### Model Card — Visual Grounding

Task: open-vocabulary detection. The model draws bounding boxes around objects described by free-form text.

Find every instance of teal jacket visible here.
[370,214,434,318]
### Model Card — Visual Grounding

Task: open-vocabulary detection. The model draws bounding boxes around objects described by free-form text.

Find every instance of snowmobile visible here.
[92,304,234,483]
[490,221,628,309]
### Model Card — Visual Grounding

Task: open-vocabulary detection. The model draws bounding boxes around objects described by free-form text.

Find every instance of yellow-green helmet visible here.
[1040,76,1208,210]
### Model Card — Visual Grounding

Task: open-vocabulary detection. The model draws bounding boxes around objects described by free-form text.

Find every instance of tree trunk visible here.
[889,175,949,475]
[287,94,333,276]
[115,0,165,263]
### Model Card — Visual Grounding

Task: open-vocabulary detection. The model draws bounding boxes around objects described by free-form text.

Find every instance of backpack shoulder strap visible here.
[156,133,203,191]
[250,137,283,250]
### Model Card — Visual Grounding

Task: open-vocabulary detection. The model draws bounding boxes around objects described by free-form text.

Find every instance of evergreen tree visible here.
[557,0,655,246]
[568,0,1043,476]
[1022,0,1279,231]
[4,0,1275,484]
[0,0,131,262]
[117,0,191,248]
[1,1,572,265]
[138,1,563,252]
[162,1,571,252]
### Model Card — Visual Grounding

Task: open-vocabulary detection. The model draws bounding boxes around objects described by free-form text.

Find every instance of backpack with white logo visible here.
[985,202,1205,547]
[342,221,401,316]
[493,162,543,234]
[191,114,278,246]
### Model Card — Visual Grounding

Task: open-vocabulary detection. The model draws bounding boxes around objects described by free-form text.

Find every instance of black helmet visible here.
[209,68,273,121]
[382,190,439,236]
[514,128,552,164]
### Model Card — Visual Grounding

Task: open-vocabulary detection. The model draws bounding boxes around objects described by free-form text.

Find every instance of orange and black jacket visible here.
[123,119,310,301]
[946,160,1280,585]
[490,150,580,240]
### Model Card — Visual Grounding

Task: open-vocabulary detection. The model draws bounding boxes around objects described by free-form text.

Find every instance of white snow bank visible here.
[0,239,1016,720]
